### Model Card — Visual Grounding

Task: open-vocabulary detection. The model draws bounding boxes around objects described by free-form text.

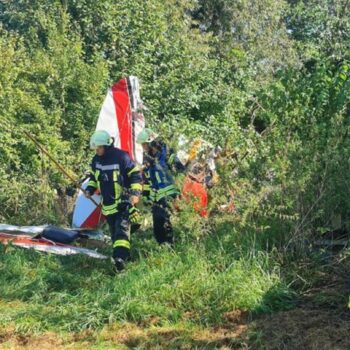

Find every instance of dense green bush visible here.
[1,0,350,340]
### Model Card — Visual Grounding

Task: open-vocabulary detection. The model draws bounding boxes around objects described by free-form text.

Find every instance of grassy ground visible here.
[0,212,349,349]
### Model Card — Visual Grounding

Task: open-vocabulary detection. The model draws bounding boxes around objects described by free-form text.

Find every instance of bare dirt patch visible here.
[248,307,349,350]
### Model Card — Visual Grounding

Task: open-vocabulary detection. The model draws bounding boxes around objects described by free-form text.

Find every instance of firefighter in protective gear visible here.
[86,130,142,271]
[137,128,179,244]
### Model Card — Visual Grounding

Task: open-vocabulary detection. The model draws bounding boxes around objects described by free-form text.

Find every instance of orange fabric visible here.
[182,176,208,218]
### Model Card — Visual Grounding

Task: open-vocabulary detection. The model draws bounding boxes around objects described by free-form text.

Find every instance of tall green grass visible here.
[0,215,294,334]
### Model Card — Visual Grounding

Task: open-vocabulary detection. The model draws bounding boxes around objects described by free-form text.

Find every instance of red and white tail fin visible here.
[96,76,145,164]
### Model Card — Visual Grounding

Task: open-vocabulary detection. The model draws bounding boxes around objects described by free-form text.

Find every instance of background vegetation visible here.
[0,0,349,349]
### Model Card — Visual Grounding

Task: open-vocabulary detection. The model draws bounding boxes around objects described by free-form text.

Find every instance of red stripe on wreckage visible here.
[112,78,134,159]
[80,206,104,229]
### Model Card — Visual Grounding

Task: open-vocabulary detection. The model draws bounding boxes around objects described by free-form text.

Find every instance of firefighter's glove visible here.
[129,206,142,224]
[142,196,153,206]
[66,184,77,197]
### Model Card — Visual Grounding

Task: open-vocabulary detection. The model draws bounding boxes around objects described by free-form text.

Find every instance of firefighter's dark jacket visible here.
[86,147,142,216]
[142,141,179,203]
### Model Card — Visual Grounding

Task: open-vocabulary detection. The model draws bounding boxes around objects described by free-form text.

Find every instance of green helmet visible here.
[90,130,112,149]
[136,128,158,144]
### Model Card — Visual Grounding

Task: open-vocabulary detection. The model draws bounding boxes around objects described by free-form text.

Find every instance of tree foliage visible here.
[0,0,350,240]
